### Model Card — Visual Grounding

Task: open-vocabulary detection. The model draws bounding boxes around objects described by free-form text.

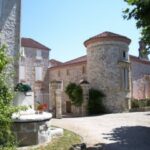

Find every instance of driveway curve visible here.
[51,111,150,150]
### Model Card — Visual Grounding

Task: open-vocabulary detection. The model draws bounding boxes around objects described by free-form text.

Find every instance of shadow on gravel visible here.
[102,126,150,150]
[145,113,150,115]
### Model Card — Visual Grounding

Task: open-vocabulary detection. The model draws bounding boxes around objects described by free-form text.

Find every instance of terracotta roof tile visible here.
[64,55,87,65]
[49,59,63,67]
[49,54,150,70]
[130,55,150,65]
[21,38,50,51]
[49,55,87,69]
[84,31,131,47]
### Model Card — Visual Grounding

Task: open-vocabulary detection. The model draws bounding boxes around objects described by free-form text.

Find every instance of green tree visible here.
[0,45,20,149]
[123,0,150,51]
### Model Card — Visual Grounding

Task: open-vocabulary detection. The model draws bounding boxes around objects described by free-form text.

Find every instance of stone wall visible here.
[20,47,49,105]
[13,120,51,146]
[49,62,87,115]
[86,41,131,112]
[130,57,150,99]
[0,0,21,85]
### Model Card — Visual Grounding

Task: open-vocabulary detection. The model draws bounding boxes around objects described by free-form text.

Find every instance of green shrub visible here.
[147,99,150,106]
[0,44,20,149]
[131,99,139,108]
[65,83,83,107]
[14,83,31,93]
[131,98,150,108]
[88,88,106,115]
[138,99,147,107]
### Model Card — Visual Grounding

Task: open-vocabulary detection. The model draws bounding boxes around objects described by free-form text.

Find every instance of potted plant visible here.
[36,103,48,114]
[14,83,34,108]
[14,83,32,94]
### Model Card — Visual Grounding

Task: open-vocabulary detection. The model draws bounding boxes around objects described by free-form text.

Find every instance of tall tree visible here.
[123,0,150,51]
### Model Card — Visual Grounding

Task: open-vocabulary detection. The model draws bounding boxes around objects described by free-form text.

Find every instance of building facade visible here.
[1,1,150,115]
[49,32,150,114]
[20,38,50,105]
[0,0,21,85]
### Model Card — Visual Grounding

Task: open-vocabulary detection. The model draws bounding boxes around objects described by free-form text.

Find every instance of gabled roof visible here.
[21,38,50,51]
[49,55,87,69]
[49,59,63,67]
[130,55,150,65]
[64,55,87,65]
[49,54,150,70]
[84,31,131,47]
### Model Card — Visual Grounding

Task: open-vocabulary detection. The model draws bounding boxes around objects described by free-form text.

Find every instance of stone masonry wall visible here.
[0,0,21,85]
[86,41,131,112]
[20,47,49,105]
[130,58,150,99]
[49,63,87,115]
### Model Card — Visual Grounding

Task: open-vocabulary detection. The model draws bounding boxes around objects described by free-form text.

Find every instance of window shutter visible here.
[122,68,129,90]
[20,47,25,57]
[19,66,25,80]
[35,67,42,81]
[36,50,42,59]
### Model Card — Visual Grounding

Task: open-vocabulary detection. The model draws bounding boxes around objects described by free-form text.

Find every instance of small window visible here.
[66,69,69,75]
[122,68,129,90]
[82,66,86,74]
[35,67,43,81]
[19,66,25,81]
[58,70,60,77]
[123,51,128,60]
[36,50,42,60]
[20,47,26,57]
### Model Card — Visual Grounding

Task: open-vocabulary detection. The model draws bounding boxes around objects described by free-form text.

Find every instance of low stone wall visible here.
[13,120,51,146]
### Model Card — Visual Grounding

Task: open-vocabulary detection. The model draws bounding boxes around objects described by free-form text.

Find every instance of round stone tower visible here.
[84,31,131,112]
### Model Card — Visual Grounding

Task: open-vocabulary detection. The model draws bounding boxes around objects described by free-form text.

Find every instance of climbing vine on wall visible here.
[88,88,106,115]
[0,45,21,149]
[65,83,83,107]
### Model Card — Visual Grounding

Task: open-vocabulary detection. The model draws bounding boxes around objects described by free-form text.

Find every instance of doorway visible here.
[66,101,71,113]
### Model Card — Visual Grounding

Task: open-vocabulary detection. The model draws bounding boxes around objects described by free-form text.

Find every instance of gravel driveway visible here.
[51,111,150,150]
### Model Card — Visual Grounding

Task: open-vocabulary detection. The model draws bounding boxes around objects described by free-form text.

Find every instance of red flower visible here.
[37,103,48,111]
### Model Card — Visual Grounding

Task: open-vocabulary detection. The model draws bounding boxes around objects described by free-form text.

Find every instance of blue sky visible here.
[21,0,140,62]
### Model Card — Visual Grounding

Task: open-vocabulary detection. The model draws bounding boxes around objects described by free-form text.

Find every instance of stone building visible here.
[49,31,150,114]
[1,1,150,115]
[20,38,50,105]
[0,0,21,85]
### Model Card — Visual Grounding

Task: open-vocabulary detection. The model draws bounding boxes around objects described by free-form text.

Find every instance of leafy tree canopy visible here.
[123,0,150,50]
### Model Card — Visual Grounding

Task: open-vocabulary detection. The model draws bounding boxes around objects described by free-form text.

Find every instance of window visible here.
[123,51,128,60]
[58,70,60,77]
[20,47,26,57]
[122,68,129,90]
[66,69,69,75]
[19,66,25,81]
[82,66,86,74]
[35,67,43,81]
[36,50,42,60]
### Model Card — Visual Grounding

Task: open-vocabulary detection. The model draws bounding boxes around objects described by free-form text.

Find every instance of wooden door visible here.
[66,101,71,113]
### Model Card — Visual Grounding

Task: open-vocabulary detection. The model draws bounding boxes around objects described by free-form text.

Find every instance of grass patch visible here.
[36,129,82,150]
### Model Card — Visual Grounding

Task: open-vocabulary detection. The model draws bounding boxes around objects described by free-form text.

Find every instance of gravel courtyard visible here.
[51,111,150,150]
